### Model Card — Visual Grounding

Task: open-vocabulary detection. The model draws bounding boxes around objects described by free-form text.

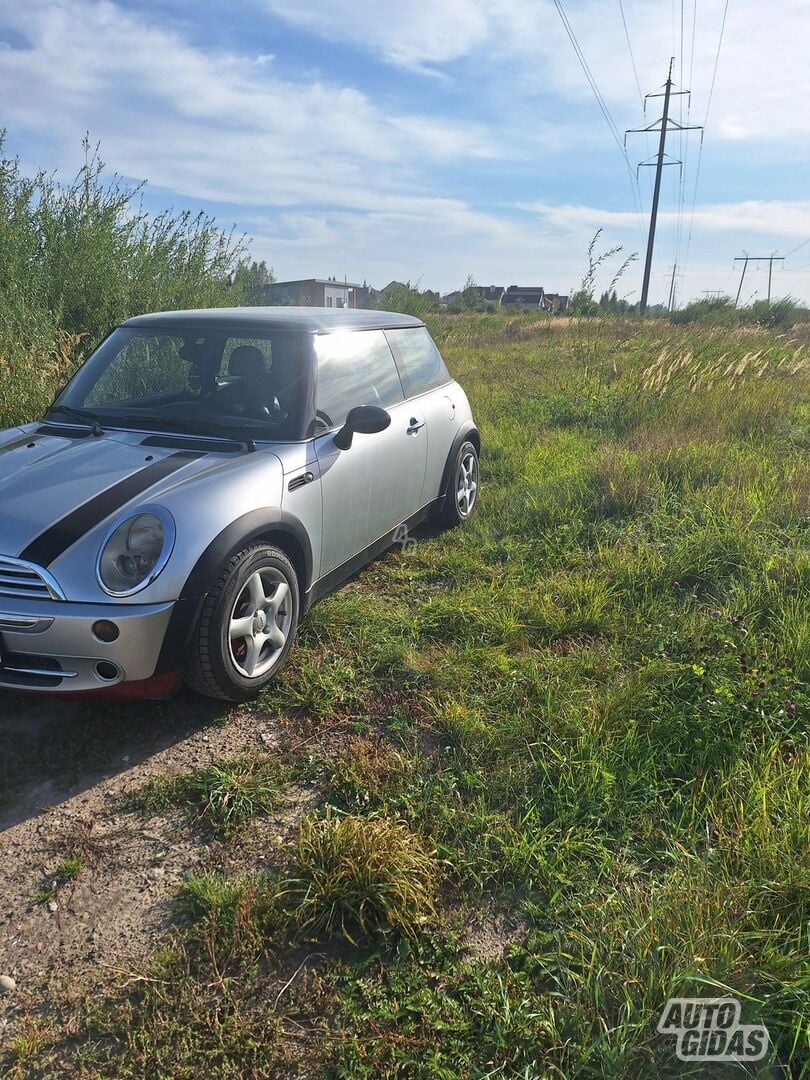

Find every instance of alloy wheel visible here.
[228,567,292,679]
[457,450,479,517]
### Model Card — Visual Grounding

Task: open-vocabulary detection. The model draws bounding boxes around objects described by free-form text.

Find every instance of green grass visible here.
[2,313,809,1077]
[34,856,87,906]
[124,754,287,832]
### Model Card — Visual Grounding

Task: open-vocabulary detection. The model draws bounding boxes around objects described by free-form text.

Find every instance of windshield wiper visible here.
[45,404,104,436]
[113,413,257,453]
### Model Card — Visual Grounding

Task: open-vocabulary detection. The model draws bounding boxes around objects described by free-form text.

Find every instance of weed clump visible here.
[289,811,438,942]
[124,754,285,832]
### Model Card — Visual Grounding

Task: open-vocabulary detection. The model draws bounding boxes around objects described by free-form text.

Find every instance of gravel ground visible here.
[0,690,291,1035]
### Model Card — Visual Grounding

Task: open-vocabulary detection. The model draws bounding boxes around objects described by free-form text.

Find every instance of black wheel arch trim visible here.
[439,422,480,502]
[154,508,312,676]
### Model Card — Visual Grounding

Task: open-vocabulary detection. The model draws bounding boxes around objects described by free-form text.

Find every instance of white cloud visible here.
[524,200,810,242]
[261,0,493,72]
[0,0,498,211]
[261,0,810,143]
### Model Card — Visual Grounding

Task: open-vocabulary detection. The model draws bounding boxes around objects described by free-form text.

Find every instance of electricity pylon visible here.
[626,59,703,315]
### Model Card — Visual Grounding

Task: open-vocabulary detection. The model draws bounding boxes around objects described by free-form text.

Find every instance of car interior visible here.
[70,327,317,441]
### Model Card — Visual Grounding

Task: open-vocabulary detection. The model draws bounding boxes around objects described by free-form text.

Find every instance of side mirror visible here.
[333,405,391,450]
[51,384,66,406]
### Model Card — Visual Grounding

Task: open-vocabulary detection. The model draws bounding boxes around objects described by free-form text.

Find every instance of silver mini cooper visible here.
[0,308,479,701]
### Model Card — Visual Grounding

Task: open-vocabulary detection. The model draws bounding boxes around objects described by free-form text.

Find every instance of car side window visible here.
[386,327,450,396]
[314,330,403,431]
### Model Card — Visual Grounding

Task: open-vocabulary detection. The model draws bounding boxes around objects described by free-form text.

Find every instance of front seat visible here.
[224,345,277,419]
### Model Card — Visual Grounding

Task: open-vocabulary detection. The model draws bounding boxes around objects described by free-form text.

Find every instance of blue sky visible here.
[2,0,809,305]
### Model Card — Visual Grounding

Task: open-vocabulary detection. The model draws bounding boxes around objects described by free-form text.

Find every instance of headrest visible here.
[228,345,270,379]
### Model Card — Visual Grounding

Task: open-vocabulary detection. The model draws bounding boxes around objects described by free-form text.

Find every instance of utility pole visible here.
[665,263,686,311]
[733,254,784,306]
[734,254,749,307]
[626,60,702,316]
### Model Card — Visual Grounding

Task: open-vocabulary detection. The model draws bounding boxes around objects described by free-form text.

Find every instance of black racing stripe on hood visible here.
[19,451,203,568]
[0,434,38,458]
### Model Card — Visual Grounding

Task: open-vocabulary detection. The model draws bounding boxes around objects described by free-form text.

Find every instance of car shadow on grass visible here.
[0,687,229,832]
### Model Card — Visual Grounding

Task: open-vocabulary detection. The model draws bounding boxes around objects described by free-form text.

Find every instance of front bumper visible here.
[0,598,175,692]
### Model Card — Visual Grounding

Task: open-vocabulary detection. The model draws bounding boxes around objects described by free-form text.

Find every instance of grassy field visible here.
[2,313,809,1077]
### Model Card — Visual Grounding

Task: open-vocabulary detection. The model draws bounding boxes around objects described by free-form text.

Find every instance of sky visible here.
[1,0,809,306]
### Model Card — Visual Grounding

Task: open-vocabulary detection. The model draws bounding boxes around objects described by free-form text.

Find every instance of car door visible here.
[313,329,427,577]
[386,327,459,505]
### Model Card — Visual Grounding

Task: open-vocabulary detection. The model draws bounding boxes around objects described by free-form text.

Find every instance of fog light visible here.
[95,661,120,682]
[92,620,120,643]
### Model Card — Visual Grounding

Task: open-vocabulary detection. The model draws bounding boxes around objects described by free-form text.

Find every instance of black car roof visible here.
[121,307,425,334]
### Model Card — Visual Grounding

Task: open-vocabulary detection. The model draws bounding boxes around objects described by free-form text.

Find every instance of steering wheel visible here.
[316,408,334,430]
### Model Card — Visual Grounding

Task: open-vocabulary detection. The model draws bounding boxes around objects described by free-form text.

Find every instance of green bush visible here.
[0,134,264,368]
[377,280,440,318]
[671,296,739,326]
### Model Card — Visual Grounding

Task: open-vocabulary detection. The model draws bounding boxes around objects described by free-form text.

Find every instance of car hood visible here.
[0,424,264,565]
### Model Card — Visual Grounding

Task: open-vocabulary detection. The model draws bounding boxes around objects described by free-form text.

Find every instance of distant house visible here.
[441,285,505,307]
[500,286,569,312]
[480,285,506,305]
[501,285,545,310]
[540,292,569,313]
[264,278,374,309]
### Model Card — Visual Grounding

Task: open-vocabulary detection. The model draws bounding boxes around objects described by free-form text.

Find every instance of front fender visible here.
[153,507,313,676]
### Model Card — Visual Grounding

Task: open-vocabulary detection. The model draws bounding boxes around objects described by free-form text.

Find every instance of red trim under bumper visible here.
[47,670,183,702]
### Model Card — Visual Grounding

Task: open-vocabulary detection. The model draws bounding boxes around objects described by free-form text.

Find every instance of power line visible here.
[673,0,687,286]
[682,0,731,280]
[618,0,644,106]
[679,0,685,99]
[781,236,810,259]
[551,0,647,245]
[617,0,652,203]
[670,0,698,301]
[688,0,698,92]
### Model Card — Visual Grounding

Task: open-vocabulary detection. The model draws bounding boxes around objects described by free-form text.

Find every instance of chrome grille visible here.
[0,556,65,601]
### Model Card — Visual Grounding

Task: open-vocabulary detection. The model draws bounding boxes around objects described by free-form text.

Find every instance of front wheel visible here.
[186,544,299,702]
[435,440,479,528]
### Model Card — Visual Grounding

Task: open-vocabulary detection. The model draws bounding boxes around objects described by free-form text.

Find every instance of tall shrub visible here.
[0,135,255,360]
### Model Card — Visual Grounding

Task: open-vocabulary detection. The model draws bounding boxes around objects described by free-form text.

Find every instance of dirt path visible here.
[0,690,289,1036]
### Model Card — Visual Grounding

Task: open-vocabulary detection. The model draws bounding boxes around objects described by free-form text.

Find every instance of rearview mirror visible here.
[333,405,391,450]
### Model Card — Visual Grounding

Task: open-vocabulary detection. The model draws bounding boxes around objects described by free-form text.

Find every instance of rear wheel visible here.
[435,440,479,528]
[186,544,299,702]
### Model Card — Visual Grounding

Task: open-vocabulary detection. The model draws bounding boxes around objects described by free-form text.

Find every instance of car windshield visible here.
[53,324,316,441]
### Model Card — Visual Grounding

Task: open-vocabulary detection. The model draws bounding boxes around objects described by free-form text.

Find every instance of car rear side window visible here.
[314,329,403,431]
[386,327,450,396]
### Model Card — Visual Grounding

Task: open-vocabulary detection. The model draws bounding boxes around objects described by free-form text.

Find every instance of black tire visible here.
[186,544,299,702]
[435,440,480,528]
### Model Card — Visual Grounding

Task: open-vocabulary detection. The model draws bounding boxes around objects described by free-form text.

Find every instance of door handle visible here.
[288,471,315,491]
[407,418,425,435]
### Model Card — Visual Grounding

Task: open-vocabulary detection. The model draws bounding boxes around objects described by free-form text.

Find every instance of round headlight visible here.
[97,510,173,595]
